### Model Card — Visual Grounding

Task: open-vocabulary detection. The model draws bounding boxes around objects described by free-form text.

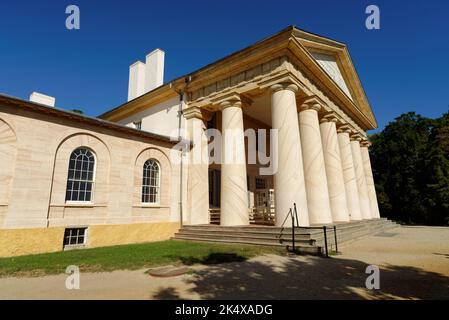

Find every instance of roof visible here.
[98,25,377,131]
[0,93,188,146]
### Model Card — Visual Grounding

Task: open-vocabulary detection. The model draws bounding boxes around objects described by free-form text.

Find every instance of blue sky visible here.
[0,0,448,133]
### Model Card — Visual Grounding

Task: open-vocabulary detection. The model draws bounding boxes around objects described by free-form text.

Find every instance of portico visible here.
[184,87,379,228]
[179,27,380,228]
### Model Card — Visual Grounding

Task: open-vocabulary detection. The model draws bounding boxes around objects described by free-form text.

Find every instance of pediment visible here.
[310,52,354,100]
[292,28,377,129]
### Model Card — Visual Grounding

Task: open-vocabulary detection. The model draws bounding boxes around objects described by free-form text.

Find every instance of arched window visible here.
[65,148,96,202]
[142,159,160,203]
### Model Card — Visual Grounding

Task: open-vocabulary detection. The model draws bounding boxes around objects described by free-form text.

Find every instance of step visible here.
[174,231,314,245]
[171,237,323,256]
[178,227,313,237]
[175,230,313,242]
[175,219,399,255]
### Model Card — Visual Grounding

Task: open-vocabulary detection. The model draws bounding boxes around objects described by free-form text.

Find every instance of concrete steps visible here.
[172,218,400,256]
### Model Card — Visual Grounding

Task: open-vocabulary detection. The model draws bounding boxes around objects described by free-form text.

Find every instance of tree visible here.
[369,110,449,225]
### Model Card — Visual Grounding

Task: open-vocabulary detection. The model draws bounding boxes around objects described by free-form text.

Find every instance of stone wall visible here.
[0,103,182,257]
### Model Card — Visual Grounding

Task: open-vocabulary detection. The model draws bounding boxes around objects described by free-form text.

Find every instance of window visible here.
[133,121,142,130]
[63,228,87,247]
[255,177,267,190]
[142,159,160,203]
[65,148,95,202]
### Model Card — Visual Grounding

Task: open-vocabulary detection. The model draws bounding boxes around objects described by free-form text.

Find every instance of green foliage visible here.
[370,110,449,226]
[0,240,285,277]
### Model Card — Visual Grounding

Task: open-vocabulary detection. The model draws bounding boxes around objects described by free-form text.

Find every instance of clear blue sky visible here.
[1,0,448,133]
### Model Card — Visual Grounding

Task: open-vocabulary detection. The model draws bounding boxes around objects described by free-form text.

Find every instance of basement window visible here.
[63,227,87,249]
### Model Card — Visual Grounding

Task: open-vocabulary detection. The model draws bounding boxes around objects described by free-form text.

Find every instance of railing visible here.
[277,203,300,253]
[307,225,339,258]
[209,207,276,226]
[249,206,275,225]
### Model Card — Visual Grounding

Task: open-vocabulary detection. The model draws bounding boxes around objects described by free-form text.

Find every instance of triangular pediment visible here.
[292,27,377,129]
[309,52,354,100]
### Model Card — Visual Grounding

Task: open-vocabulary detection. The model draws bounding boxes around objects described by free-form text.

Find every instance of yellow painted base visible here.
[88,222,180,248]
[0,222,180,258]
[0,227,65,257]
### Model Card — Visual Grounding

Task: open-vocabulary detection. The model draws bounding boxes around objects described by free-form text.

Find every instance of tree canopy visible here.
[370,110,449,226]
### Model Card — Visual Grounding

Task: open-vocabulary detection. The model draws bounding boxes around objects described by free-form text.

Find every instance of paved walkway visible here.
[1,226,448,300]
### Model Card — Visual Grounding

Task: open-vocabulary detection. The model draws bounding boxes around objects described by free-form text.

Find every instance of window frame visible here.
[65,147,97,204]
[63,227,88,250]
[141,159,161,205]
[255,177,267,190]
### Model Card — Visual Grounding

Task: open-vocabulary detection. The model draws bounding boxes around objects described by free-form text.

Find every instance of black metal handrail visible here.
[277,203,300,253]
[277,205,340,257]
[307,225,339,257]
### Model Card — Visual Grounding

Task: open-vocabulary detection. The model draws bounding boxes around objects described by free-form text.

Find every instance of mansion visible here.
[0,26,381,257]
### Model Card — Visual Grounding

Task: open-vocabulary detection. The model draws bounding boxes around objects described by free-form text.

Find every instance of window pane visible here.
[66,148,96,202]
[142,159,160,203]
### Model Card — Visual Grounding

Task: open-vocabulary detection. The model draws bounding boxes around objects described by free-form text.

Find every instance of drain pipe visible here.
[174,76,191,228]
[178,91,184,227]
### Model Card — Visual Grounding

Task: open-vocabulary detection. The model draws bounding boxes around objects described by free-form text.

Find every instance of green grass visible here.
[0,240,285,278]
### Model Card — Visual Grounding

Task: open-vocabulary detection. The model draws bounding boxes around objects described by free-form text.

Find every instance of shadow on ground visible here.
[178,253,248,266]
[153,254,449,300]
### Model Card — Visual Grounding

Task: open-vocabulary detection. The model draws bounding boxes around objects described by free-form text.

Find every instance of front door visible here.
[208,169,221,208]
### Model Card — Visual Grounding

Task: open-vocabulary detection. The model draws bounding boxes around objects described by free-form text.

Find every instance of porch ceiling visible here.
[243,93,272,126]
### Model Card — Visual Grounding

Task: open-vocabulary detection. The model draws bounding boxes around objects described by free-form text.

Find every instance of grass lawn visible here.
[0,240,285,278]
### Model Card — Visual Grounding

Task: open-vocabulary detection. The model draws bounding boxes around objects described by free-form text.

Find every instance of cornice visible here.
[0,94,184,146]
[98,26,377,133]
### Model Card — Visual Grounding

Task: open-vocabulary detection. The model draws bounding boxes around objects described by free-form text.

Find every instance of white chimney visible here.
[29,92,55,107]
[127,49,165,101]
[145,49,165,93]
[127,61,146,101]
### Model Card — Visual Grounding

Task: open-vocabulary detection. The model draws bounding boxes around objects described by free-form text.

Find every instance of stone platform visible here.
[172,218,400,256]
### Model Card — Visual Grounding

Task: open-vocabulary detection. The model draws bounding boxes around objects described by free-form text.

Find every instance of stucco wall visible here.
[0,103,184,257]
[0,104,182,229]
[118,96,183,139]
[0,222,180,257]
[0,227,66,257]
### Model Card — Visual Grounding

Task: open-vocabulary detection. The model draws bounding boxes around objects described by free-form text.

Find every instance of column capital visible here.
[336,124,352,134]
[220,99,242,109]
[299,96,325,112]
[270,82,299,94]
[360,140,372,147]
[319,113,339,124]
[216,93,253,110]
[350,133,363,142]
[183,106,212,121]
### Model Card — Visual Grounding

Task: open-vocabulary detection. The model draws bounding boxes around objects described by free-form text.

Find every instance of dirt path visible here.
[1,226,448,300]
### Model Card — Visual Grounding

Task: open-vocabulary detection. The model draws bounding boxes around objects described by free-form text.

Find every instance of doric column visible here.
[220,97,249,226]
[361,141,381,219]
[184,107,210,225]
[299,98,333,225]
[320,114,350,222]
[337,125,362,221]
[350,134,372,219]
[270,83,309,227]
